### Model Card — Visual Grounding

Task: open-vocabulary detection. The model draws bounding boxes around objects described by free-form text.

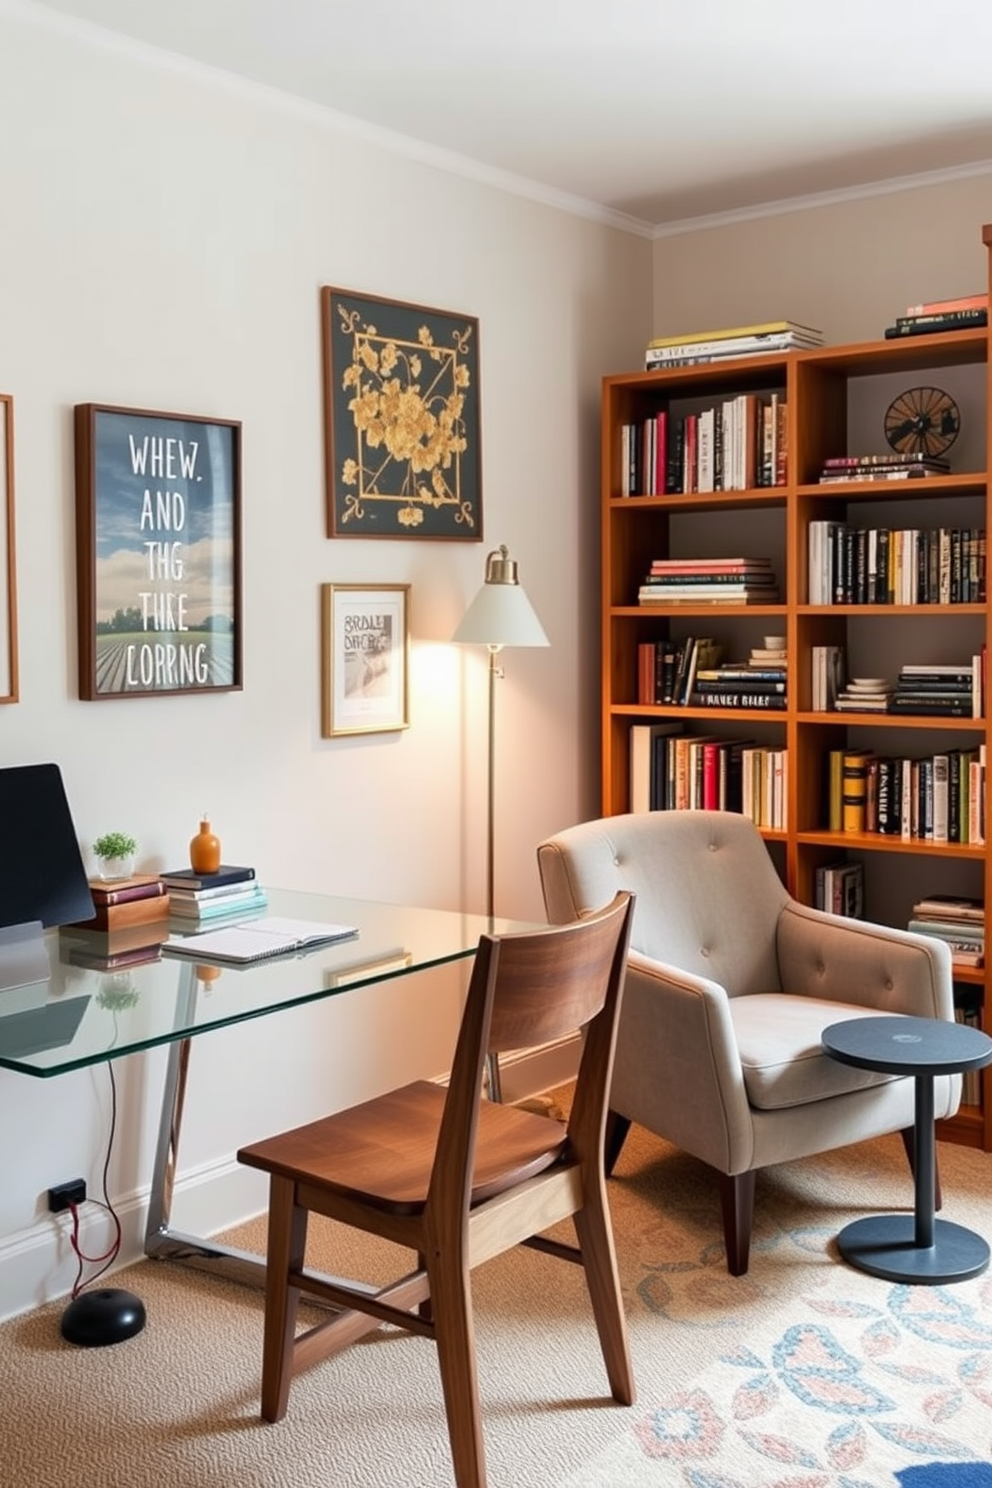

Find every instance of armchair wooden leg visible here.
[427,1248,487,1488]
[573,1178,635,1405]
[261,1175,308,1423]
[717,1169,756,1276]
[900,1126,942,1211]
[604,1110,631,1177]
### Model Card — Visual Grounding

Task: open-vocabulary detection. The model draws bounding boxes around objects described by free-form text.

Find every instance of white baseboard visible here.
[0,1034,581,1324]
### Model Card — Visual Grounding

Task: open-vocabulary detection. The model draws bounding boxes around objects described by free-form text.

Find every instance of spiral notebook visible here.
[164,915,358,966]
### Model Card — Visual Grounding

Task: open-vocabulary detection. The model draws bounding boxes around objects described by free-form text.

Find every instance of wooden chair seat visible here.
[241,1078,569,1213]
[237,890,636,1488]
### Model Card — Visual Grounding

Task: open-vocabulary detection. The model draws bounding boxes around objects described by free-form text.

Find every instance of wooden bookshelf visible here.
[600,226,992,1151]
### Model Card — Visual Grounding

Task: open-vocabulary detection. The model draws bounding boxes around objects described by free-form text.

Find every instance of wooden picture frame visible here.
[321,583,410,737]
[74,404,242,700]
[321,287,482,540]
[0,394,18,704]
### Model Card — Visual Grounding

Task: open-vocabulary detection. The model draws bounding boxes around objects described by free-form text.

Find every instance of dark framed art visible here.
[321,287,482,540]
[74,404,242,700]
[0,394,18,704]
[321,582,410,737]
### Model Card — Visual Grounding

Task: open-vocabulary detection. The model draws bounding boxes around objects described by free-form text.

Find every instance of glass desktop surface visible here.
[0,889,533,1078]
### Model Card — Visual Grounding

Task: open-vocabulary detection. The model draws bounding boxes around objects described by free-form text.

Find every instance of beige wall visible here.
[652,175,992,345]
[0,5,650,1318]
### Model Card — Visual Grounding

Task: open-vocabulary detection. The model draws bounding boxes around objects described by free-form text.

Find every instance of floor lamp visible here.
[452,544,549,1098]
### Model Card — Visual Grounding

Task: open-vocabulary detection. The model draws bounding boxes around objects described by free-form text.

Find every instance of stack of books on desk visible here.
[161,864,267,926]
[68,873,170,933]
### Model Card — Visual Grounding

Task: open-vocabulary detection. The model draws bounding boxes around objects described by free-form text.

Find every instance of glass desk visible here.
[0,888,530,1291]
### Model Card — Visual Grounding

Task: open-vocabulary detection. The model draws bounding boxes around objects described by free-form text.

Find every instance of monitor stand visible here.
[0,921,50,992]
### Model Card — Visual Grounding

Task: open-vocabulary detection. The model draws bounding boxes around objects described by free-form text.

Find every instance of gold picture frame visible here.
[0,394,17,704]
[321,583,410,737]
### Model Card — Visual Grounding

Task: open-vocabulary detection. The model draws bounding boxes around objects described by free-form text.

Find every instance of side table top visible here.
[822,1015,992,1078]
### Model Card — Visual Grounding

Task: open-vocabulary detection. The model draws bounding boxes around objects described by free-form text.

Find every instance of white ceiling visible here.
[25,0,992,232]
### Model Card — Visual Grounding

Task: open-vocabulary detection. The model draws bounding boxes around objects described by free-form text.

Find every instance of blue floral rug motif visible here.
[564,1260,992,1487]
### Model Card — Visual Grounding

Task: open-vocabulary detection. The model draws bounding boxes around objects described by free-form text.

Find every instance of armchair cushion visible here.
[729,995,898,1110]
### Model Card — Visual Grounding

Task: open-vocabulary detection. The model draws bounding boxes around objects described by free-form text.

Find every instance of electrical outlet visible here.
[48,1178,86,1212]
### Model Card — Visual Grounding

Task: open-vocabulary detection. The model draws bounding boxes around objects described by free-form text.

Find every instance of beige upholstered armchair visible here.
[537,809,960,1275]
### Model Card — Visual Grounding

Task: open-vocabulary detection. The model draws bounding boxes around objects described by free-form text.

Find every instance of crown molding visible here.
[651,158,992,239]
[8,1,990,243]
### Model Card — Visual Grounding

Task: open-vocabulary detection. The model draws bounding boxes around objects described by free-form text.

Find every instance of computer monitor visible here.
[0,763,96,930]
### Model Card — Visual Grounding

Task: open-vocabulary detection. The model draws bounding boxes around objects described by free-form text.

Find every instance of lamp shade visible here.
[451,545,549,649]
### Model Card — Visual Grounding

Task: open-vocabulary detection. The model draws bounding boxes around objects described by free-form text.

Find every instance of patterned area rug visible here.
[565,1188,992,1487]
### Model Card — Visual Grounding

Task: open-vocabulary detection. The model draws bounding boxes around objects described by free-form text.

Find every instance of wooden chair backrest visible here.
[432,891,635,1214]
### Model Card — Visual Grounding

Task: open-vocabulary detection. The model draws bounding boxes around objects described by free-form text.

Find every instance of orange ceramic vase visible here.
[189,817,221,874]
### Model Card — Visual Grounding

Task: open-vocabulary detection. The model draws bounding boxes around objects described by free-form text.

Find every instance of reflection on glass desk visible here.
[0,888,526,1077]
[0,889,535,1292]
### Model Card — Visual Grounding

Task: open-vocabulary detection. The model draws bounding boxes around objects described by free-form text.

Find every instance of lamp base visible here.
[60,1287,146,1347]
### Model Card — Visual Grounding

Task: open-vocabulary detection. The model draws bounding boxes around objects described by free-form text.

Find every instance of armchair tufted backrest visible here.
[537,810,790,998]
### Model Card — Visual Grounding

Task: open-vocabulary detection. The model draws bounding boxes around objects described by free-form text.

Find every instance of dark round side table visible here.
[822,1014,992,1284]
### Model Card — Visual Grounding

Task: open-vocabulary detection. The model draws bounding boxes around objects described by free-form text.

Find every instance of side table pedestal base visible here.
[837,1214,990,1284]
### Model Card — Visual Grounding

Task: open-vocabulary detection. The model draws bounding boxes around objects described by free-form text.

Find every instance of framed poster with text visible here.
[0,394,17,704]
[74,405,242,699]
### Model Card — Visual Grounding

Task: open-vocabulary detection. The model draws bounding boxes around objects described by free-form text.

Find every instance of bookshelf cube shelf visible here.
[600,229,992,1152]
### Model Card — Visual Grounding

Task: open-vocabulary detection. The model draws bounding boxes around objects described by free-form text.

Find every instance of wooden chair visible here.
[237,890,636,1488]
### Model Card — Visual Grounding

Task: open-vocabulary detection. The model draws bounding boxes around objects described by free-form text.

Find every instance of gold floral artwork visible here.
[323,289,482,540]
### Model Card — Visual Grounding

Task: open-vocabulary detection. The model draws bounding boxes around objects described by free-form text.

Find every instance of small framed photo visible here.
[321,287,482,541]
[0,394,18,704]
[321,583,410,737]
[74,404,242,700]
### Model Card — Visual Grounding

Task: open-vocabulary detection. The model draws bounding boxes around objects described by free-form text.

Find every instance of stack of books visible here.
[834,677,892,714]
[890,663,977,718]
[644,319,823,370]
[908,894,985,970]
[884,294,987,341]
[638,556,778,606]
[817,453,950,483]
[691,658,787,710]
[68,873,170,933]
[161,865,267,926]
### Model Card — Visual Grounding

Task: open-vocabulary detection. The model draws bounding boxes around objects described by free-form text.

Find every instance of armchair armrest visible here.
[776,900,955,1021]
[613,950,757,1174]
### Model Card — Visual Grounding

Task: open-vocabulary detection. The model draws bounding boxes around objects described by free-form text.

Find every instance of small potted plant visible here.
[92,830,138,881]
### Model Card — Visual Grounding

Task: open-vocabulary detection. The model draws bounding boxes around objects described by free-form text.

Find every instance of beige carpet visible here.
[3,1110,992,1488]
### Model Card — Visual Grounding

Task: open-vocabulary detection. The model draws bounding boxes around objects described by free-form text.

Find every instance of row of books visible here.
[636,637,791,709]
[629,723,786,827]
[807,522,986,607]
[817,452,950,483]
[814,859,864,919]
[644,318,823,369]
[908,893,984,970]
[619,393,786,497]
[827,746,986,844]
[636,635,723,705]
[638,556,779,606]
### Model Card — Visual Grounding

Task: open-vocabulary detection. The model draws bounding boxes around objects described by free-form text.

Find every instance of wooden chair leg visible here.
[717,1169,756,1276]
[427,1248,487,1488]
[900,1126,943,1211]
[573,1176,635,1405]
[604,1110,631,1177]
[261,1174,309,1422]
